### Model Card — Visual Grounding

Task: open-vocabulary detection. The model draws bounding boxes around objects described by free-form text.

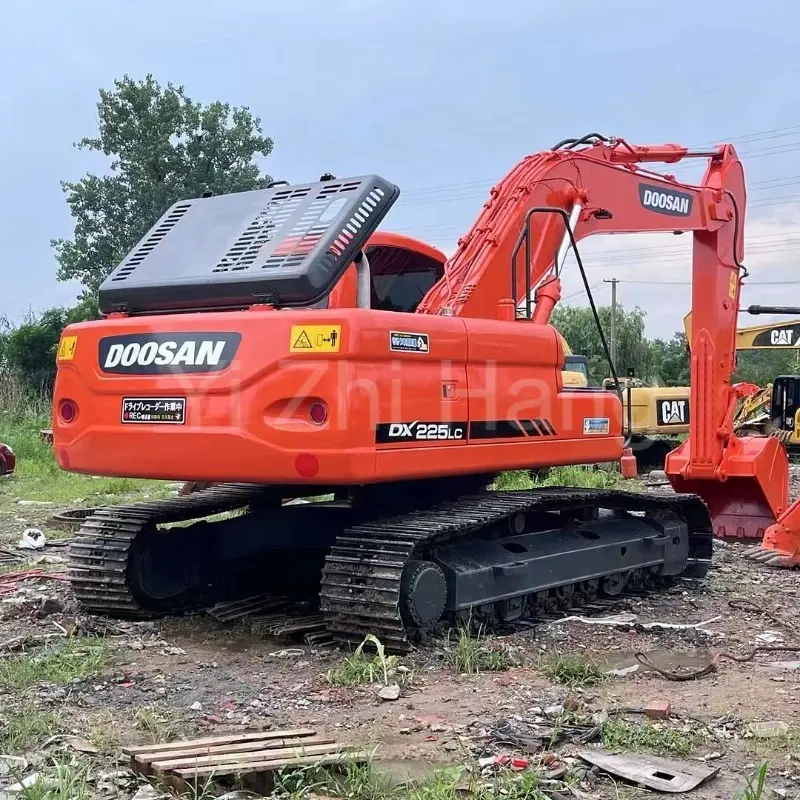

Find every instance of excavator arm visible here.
[418,136,785,539]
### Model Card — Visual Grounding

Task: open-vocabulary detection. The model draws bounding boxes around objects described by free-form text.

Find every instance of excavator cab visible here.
[562,354,590,388]
[771,376,800,435]
[326,232,447,314]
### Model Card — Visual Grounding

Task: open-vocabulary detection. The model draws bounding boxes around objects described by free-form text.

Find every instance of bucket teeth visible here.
[742,546,796,568]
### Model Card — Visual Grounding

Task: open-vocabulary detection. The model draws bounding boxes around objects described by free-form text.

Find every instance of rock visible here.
[0,755,27,776]
[442,741,458,751]
[190,701,202,711]
[65,736,98,755]
[37,597,64,617]
[563,695,582,711]
[748,721,790,738]
[644,700,672,720]
[7,773,45,792]
[378,684,401,701]
[132,786,169,800]
[544,705,564,718]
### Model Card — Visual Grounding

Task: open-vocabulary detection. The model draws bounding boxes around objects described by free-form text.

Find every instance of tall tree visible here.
[550,304,651,383]
[648,332,690,386]
[53,74,274,295]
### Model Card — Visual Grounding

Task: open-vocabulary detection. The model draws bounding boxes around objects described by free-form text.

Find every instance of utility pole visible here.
[603,278,619,375]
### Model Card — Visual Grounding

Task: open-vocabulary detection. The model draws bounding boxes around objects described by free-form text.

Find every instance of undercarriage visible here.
[68,480,713,652]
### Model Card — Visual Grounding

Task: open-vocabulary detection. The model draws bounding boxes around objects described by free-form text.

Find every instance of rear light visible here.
[309,402,328,425]
[59,399,78,424]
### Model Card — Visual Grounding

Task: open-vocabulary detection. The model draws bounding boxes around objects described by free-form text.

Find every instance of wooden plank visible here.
[172,750,370,780]
[151,742,348,773]
[123,728,317,757]
[132,736,335,766]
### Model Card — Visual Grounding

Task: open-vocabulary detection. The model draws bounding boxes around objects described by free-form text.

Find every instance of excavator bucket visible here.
[665,434,789,540]
[743,495,800,567]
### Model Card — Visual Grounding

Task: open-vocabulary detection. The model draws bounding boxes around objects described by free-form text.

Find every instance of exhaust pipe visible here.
[355,251,371,310]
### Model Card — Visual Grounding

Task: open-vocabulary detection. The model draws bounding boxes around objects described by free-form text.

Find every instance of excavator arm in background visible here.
[418,135,787,539]
[685,311,800,350]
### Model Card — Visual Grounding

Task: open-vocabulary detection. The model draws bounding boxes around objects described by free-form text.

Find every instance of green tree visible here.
[733,349,800,386]
[649,332,690,386]
[551,304,651,383]
[2,300,98,394]
[53,74,274,295]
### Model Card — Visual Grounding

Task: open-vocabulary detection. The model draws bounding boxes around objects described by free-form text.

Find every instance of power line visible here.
[392,124,800,204]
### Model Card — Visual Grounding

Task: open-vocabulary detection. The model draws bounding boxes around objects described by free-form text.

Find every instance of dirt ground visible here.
[2,472,800,799]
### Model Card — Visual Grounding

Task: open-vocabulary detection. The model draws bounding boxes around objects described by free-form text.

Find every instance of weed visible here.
[601,718,701,757]
[0,705,61,752]
[270,757,392,800]
[86,726,120,755]
[134,707,186,744]
[15,756,90,800]
[540,653,605,687]
[734,761,769,800]
[326,634,410,687]
[494,465,633,493]
[0,637,111,690]
[443,626,515,675]
[265,755,562,800]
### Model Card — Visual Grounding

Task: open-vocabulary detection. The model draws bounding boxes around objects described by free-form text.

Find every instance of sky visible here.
[2,0,800,339]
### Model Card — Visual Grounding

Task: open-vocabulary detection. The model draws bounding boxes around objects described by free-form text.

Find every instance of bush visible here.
[0,298,97,395]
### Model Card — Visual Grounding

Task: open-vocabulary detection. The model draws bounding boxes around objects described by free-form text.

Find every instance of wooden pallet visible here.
[123,728,369,790]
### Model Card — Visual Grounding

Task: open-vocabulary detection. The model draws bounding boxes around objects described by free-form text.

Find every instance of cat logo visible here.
[771,329,795,346]
[656,398,690,426]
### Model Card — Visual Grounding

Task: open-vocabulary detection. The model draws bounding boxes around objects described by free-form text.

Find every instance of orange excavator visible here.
[51,134,788,650]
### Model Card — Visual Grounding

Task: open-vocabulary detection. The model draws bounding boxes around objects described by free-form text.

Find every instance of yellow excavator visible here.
[560,309,800,470]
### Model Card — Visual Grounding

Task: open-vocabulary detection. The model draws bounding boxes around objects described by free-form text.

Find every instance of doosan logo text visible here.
[638,183,693,217]
[98,333,241,374]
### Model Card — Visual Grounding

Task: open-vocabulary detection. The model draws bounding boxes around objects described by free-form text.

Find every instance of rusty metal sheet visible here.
[576,749,720,793]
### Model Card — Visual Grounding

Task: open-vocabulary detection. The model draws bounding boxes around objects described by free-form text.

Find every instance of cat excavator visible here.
[598,313,800,471]
[51,134,789,650]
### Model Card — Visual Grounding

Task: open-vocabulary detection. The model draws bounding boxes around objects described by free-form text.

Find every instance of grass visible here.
[0,637,112,690]
[14,757,90,800]
[326,634,411,687]
[601,718,702,757]
[494,464,633,492]
[735,761,769,800]
[443,625,516,675]
[539,653,605,687]
[273,758,559,800]
[0,705,62,753]
[134,706,187,744]
[0,404,172,506]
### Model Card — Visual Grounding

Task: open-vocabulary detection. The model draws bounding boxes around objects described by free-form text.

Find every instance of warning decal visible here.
[290,325,342,353]
[390,331,430,354]
[58,336,78,361]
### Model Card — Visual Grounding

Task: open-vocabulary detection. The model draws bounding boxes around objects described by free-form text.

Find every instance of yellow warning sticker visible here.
[57,335,78,361]
[729,272,737,299]
[290,325,341,353]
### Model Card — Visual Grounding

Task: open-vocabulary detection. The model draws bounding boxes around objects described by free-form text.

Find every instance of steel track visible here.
[68,484,712,651]
[68,483,273,617]
[319,488,712,652]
